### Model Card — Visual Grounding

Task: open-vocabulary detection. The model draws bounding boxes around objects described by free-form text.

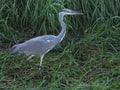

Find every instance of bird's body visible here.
[10,35,58,55]
[10,8,83,70]
[24,35,57,55]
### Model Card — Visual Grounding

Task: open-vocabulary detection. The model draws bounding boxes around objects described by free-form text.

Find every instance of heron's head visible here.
[60,8,83,15]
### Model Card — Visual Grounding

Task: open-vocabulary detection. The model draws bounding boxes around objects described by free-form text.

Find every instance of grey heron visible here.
[10,8,83,70]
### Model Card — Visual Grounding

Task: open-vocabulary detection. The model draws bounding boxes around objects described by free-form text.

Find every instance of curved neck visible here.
[56,12,66,43]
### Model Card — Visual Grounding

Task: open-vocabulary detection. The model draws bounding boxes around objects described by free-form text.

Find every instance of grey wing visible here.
[22,35,57,55]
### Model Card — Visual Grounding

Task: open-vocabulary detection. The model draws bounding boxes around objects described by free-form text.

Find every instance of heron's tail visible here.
[9,45,18,55]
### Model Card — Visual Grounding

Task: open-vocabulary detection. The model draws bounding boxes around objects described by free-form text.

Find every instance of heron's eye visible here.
[62,8,70,12]
[62,9,66,12]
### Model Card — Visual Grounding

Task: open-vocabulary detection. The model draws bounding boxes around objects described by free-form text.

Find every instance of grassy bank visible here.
[0,0,120,89]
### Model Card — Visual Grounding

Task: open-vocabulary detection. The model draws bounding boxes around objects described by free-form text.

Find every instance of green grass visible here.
[0,0,120,89]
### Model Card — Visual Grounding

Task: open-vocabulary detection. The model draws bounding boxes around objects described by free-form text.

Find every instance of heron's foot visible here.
[39,66,44,71]
[24,60,39,68]
[25,60,29,63]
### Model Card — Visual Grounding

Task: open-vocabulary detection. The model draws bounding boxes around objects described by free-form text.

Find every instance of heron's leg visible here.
[39,54,44,70]
[25,55,40,67]
[26,55,35,61]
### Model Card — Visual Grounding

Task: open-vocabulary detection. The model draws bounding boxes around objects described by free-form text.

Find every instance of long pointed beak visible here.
[72,11,83,15]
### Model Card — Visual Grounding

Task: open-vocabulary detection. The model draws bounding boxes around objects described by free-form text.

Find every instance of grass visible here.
[0,0,120,89]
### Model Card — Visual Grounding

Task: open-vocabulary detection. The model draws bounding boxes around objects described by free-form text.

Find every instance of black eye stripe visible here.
[62,9,71,12]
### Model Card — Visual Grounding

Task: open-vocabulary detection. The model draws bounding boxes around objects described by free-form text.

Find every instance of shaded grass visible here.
[0,44,120,89]
[0,0,120,89]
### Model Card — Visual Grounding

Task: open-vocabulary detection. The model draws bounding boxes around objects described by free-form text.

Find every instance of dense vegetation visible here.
[0,0,120,89]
